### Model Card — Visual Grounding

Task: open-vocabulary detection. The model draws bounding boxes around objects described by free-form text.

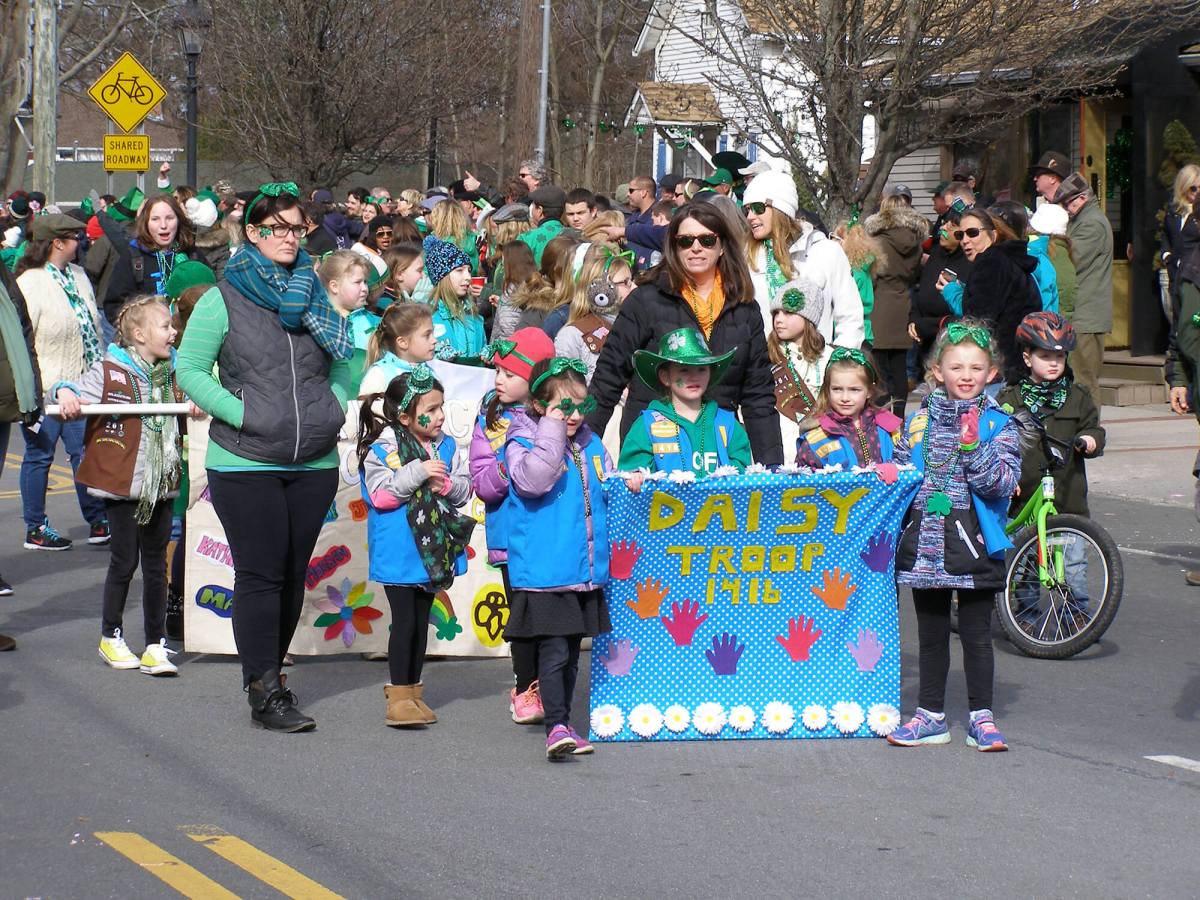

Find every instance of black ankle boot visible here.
[247,668,315,732]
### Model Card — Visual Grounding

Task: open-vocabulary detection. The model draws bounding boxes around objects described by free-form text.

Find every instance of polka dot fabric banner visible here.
[589,469,921,742]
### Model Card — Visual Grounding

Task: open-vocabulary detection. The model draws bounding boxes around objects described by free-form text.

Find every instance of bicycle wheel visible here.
[998,514,1123,659]
[133,84,154,105]
[100,83,120,104]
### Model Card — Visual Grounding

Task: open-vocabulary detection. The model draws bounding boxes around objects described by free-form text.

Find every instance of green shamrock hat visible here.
[633,327,735,392]
[108,187,145,222]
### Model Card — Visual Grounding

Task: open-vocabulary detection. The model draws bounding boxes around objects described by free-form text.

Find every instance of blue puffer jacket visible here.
[1026,236,1060,313]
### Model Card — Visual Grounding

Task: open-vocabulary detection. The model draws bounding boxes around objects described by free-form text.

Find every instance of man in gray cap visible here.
[1054,172,1112,401]
[1031,150,1072,202]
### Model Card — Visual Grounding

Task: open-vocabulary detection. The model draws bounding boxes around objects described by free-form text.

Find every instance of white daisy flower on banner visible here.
[728,705,756,733]
[663,704,691,733]
[693,702,727,735]
[801,704,828,731]
[832,701,865,734]
[667,470,697,484]
[628,704,663,738]
[712,465,741,478]
[745,462,769,474]
[763,701,795,734]
[590,704,624,738]
[867,704,901,736]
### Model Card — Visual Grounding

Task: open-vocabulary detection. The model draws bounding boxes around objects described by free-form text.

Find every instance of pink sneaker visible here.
[511,680,544,724]
[567,727,593,755]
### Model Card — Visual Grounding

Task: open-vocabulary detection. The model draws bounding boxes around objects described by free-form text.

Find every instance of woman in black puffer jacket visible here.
[588,202,783,465]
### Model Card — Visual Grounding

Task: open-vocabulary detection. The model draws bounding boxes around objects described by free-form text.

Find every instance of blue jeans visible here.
[19,416,105,529]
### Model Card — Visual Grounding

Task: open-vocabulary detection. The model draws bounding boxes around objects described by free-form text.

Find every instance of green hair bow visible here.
[483,339,533,368]
[399,363,438,412]
[946,322,991,349]
[246,182,300,219]
[531,357,588,394]
[779,287,806,312]
[827,346,878,381]
[601,246,636,271]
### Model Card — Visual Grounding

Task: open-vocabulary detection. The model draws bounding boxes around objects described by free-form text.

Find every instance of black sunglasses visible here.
[743,201,768,215]
[953,227,988,240]
[674,234,719,249]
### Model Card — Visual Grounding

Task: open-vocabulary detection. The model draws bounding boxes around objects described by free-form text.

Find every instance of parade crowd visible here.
[2,153,1198,759]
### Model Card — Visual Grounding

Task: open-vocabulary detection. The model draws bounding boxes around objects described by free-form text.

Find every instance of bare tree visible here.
[205,0,503,187]
[681,0,1198,219]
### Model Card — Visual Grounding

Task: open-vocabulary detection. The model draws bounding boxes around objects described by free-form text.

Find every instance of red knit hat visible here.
[491,327,554,382]
[85,214,103,241]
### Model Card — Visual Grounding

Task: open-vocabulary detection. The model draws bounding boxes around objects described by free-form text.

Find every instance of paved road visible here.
[2,445,1199,898]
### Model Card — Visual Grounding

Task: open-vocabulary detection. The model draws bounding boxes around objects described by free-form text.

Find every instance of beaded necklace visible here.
[763,238,787,295]
[920,394,985,516]
[671,400,709,471]
[570,442,591,517]
[851,419,872,465]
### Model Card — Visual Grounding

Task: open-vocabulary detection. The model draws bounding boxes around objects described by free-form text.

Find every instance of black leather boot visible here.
[247,668,315,732]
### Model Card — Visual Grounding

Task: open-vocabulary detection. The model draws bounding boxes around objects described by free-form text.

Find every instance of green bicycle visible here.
[997,415,1124,658]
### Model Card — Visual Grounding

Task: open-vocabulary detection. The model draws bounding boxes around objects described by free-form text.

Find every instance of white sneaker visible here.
[99,629,140,669]
[139,638,178,676]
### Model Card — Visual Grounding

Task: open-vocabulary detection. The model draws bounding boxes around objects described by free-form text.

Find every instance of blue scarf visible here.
[224,245,352,359]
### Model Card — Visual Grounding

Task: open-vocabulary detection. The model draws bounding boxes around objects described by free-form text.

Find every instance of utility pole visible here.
[535,0,550,165]
[31,0,57,202]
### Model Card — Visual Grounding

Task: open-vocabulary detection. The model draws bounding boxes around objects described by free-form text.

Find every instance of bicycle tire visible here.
[100,84,120,104]
[998,514,1124,659]
[133,84,154,105]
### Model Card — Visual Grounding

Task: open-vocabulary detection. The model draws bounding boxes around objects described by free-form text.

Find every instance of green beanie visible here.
[164,259,216,299]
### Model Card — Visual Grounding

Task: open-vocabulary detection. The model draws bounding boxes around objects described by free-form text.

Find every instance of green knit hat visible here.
[633,327,735,392]
[164,259,216,299]
[108,187,144,222]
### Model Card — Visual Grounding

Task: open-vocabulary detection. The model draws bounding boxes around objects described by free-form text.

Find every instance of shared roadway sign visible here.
[87,51,166,134]
[103,134,151,172]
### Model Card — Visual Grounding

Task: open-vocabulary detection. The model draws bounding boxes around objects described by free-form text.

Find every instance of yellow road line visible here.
[185,827,346,900]
[1,452,78,498]
[94,831,240,899]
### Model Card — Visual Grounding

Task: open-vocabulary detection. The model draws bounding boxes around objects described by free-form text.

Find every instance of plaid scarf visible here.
[1020,374,1071,416]
[393,427,475,589]
[47,263,101,367]
[224,244,352,359]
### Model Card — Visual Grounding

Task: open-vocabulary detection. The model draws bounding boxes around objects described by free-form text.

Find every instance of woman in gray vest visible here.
[177,182,354,732]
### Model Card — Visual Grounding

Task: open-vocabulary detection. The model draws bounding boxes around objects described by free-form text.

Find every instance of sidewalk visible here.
[1088,404,1198,508]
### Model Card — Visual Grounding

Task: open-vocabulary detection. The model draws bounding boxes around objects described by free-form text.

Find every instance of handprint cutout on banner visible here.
[860,530,895,573]
[812,567,858,611]
[609,539,643,580]
[600,638,640,676]
[776,615,822,662]
[627,577,669,619]
[847,628,884,672]
[660,599,708,646]
[874,462,900,485]
[706,632,745,675]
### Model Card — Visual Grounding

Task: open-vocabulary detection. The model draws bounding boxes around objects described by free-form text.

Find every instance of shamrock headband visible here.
[245,182,299,221]
[826,346,878,382]
[945,322,991,350]
[399,363,438,412]
[530,357,588,394]
[483,339,534,368]
[779,287,806,313]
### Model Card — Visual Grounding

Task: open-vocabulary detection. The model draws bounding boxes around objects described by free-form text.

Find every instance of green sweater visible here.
[618,398,752,477]
[175,286,353,471]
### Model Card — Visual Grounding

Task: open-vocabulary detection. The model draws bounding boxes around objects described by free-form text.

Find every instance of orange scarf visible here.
[681,271,725,338]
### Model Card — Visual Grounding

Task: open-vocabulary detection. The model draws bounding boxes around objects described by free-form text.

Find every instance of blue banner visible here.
[589,469,921,741]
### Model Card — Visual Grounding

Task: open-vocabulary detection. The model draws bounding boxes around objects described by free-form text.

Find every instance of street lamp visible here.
[175,0,210,188]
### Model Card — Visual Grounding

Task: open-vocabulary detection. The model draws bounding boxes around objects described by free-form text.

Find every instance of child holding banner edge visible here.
[618,327,752,477]
[503,357,613,759]
[795,347,903,469]
[888,319,1020,751]
[469,327,555,724]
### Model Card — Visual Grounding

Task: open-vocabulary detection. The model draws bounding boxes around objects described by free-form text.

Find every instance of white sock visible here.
[917,707,945,722]
[969,708,993,723]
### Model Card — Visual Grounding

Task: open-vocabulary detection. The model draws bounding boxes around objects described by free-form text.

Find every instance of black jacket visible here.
[93,212,203,322]
[912,243,973,350]
[587,272,783,465]
[961,241,1041,384]
[1162,206,1200,298]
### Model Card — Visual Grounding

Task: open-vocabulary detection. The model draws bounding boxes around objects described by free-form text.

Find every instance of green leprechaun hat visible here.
[633,327,736,392]
[108,186,145,222]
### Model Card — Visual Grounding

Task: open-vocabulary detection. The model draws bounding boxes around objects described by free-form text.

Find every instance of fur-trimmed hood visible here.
[863,206,930,242]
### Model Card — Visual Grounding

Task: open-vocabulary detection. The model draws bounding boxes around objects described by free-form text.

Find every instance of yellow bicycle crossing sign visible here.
[87,51,167,133]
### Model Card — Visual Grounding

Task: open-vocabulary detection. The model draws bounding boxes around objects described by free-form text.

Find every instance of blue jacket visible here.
[432,300,486,357]
[477,407,517,552]
[505,430,610,590]
[361,435,467,585]
[1026,236,1061,313]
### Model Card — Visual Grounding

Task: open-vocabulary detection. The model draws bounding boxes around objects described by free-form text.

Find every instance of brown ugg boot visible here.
[412,682,437,724]
[384,684,426,728]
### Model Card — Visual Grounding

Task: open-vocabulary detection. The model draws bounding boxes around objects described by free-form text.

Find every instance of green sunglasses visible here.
[743,202,769,216]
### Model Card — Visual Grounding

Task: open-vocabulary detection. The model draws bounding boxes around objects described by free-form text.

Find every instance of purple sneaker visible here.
[545,724,576,759]
[966,710,1009,752]
[567,727,593,755]
[886,708,951,746]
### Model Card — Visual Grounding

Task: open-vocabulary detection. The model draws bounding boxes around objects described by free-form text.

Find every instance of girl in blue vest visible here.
[468,327,555,725]
[888,319,1020,752]
[358,364,475,728]
[795,347,903,469]
[618,327,752,477]
[503,356,613,759]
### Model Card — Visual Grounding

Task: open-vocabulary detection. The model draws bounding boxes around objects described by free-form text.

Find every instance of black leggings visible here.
[101,498,172,644]
[873,348,911,417]
[500,565,538,693]
[912,587,995,712]
[208,468,338,686]
[536,635,582,735]
[384,585,434,685]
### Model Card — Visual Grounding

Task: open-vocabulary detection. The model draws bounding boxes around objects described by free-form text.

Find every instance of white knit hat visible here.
[769,276,825,328]
[185,196,219,229]
[742,170,798,221]
[1028,201,1068,236]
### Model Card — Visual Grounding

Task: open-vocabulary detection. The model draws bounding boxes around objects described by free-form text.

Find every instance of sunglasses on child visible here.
[673,234,719,249]
[551,396,596,416]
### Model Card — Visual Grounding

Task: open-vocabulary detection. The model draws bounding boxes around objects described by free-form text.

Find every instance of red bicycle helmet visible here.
[1015,311,1076,352]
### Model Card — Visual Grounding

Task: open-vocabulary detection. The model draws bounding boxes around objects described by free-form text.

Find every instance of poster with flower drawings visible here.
[590,468,921,741]
[183,360,510,658]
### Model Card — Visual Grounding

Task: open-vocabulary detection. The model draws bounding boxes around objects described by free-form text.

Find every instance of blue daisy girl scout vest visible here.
[638,406,738,475]
[799,414,902,468]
